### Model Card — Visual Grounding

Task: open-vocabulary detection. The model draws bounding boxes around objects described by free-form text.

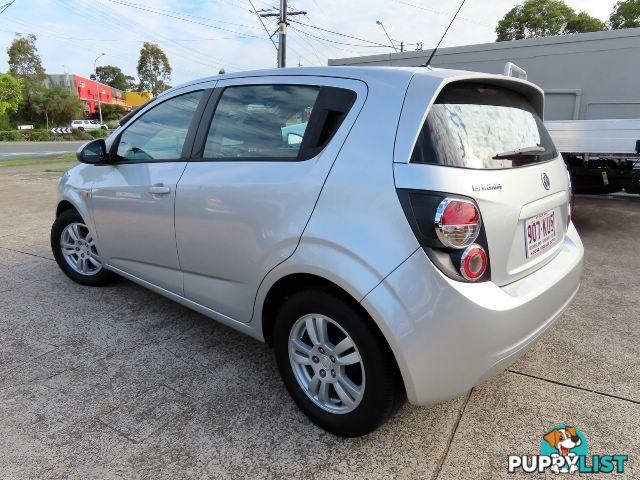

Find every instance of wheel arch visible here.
[55,194,96,242]
[260,272,405,394]
[56,199,77,217]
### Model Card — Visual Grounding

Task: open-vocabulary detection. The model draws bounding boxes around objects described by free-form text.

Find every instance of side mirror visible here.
[77,138,108,164]
[287,132,303,146]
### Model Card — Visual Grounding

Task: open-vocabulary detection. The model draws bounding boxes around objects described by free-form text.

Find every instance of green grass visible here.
[0,154,76,168]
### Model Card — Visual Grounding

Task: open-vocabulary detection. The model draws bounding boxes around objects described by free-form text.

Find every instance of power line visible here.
[101,0,270,41]
[389,0,492,29]
[289,25,391,48]
[247,0,277,49]
[0,0,16,16]
[78,0,256,70]
[288,19,392,48]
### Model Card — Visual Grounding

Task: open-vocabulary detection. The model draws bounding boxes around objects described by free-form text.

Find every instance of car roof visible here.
[165,65,542,101]
[172,66,453,89]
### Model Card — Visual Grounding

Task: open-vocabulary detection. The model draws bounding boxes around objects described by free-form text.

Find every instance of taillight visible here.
[460,245,487,281]
[396,189,490,282]
[435,198,481,249]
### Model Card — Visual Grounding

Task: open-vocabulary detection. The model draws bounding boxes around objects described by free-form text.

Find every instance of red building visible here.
[45,74,129,116]
[74,74,113,114]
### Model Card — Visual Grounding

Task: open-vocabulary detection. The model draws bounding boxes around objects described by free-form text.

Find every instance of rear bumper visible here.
[361,223,584,405]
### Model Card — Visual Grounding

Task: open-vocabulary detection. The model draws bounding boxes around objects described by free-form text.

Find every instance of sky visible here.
[0,0,620,86]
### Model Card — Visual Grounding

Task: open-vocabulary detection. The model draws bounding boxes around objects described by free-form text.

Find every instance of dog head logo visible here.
[540,424,588,473]
[544,426,582,456]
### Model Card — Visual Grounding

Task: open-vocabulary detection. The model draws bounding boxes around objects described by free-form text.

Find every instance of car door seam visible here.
[248,81,370,324]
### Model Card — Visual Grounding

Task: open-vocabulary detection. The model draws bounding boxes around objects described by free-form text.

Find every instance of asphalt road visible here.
[0,164,638,479]
[0,141,86,161]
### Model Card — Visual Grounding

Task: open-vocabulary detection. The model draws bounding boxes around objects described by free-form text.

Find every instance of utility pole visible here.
[93,53,105,124]
[259,1,305,68]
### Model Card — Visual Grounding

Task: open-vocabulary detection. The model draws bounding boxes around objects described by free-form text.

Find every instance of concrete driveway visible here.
[0,163,638,479]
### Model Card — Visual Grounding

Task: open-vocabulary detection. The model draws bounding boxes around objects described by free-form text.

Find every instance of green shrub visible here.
[55,129,92,141]
[24,130,52,141]
[0,130,22,141]
[89,129,109,139]
[71,129,93,140]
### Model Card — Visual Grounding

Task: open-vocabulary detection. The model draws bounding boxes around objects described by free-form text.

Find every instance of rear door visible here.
[394,78,571,286]
[175,76,366,322]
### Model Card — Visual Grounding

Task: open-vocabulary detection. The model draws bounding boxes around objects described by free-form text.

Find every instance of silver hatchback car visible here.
[52,67,583,437]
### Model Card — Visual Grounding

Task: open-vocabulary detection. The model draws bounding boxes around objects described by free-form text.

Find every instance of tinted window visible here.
[117,91,203,161]
[411,84,557,169]
[204,85,320,159]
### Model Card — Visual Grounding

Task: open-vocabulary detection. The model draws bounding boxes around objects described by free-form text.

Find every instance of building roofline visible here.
[328,27,640,66]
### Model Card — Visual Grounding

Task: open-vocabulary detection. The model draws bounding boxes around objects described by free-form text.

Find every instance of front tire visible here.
[51,209,115,286]
[274,289,403,437]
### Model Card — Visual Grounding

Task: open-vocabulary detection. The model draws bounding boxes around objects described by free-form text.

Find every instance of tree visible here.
[496,0,606,41]
[566,11,607,33]
[0,73,22,116]
[610,0,640,29]
[7,34,46,121]
[94,103,127,121]
[218,68,226,75]
[136,42,172,96]
[91,65,136,91]
[33,86,83,129]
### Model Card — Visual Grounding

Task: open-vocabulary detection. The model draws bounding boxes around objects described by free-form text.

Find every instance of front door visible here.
[90,89,207,294]
[175,77,366,322]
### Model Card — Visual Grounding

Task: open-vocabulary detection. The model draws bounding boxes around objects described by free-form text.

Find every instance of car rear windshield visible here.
[410,83,557,169]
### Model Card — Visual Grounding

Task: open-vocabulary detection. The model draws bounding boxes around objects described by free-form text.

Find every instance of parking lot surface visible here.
[0,163,638,479]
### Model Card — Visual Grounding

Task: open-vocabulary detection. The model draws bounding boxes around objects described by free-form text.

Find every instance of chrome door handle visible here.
[149,184,171,195]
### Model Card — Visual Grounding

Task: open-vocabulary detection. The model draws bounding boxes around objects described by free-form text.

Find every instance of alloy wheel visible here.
[288,314,365,414]
[60,222,102,276]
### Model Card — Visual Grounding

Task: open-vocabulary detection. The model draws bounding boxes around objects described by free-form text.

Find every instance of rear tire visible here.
[274,289,403,437]
[51,209,116,286]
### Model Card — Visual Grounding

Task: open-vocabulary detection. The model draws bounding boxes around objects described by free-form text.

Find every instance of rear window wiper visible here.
[492,145,545,159]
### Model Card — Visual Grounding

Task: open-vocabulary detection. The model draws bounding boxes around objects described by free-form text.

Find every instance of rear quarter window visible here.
[411,83,557,169]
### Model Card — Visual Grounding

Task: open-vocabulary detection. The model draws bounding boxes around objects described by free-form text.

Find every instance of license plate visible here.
[525,209,558,258]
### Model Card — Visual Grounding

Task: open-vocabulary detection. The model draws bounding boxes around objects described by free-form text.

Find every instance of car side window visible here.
[203,85,320,160]
[116,91,204,162]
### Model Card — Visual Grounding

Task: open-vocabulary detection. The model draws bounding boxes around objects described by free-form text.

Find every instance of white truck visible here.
[545,119,640,194]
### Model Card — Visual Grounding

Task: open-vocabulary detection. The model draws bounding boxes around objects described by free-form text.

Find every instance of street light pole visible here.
[376,20,398,52]
[93,53,105,124]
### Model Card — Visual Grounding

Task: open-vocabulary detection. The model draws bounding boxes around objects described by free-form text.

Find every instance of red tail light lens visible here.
[435,198,481,248]
[460,245,487,280]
